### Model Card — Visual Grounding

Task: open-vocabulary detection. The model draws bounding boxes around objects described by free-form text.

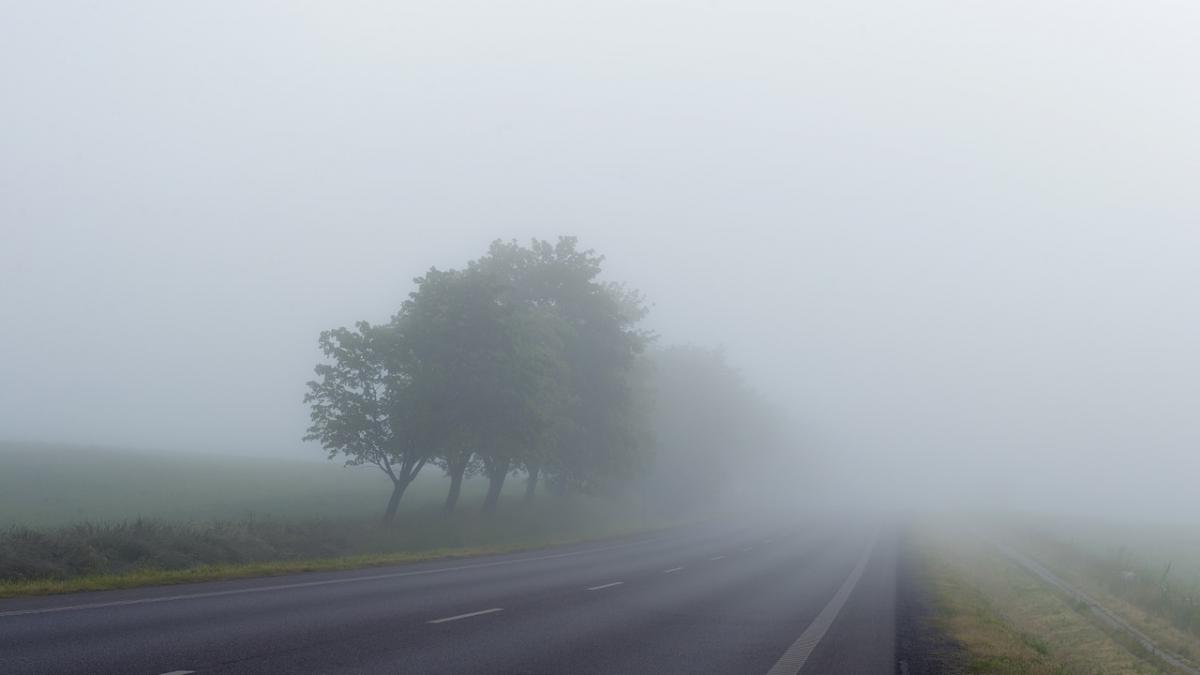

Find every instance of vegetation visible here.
[0,443,399,527]
[0,442,682,596]
[305,237,784,521]
[0,498,672,598]
[642,345,785,514]
[997,519,1200,665]
[0,236,783,595]
[917,522,1200,674]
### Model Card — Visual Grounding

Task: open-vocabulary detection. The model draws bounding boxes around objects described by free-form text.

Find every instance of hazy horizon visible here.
[4,1,1199,519]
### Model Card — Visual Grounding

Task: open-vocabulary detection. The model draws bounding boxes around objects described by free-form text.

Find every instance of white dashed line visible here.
[586,582,624,591]
[709,555,725,561]
[663,567,684,573]
[0,537,665,619]
[742,547,754,552]
[428,608,504,624]
[157,671,196,675]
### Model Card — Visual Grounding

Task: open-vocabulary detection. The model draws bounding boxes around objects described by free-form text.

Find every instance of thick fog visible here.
[3,2,1198,519]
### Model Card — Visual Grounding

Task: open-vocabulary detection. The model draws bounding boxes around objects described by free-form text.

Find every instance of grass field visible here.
[0,442,669,597]
[0,442,522,526]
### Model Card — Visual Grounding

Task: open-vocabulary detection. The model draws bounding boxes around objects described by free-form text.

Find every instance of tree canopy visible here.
[305,237,785,520]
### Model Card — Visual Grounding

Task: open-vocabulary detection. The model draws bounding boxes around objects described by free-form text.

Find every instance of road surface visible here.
[0,520,898,674]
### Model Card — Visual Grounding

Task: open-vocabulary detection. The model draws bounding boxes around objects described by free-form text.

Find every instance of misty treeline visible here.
[305,237,788,522]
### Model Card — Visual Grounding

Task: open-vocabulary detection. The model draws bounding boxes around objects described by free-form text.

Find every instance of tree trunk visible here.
[523,464,540,503]
[444,462,466,513]
[382,478,407,523]
[482,459,509,512]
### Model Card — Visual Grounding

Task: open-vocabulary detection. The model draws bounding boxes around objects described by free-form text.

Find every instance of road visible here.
[0,519,898,674]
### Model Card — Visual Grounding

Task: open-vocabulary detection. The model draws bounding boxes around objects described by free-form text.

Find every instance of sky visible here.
[2,1,1198,515]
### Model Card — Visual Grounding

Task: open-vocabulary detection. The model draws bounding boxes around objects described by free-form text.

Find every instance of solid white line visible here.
[586,581,624,591]
[764,535,877,675]
[0,536,668,619]
[709,555,725,561]
[663,567,684,573]
[427,607,503,624]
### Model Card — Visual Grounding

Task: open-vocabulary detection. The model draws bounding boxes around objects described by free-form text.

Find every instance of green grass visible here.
[0,442,518,526]
[0,442,675,598]
[916,524,1163,674]
[993,518,1200,664]
[0,519,674,599]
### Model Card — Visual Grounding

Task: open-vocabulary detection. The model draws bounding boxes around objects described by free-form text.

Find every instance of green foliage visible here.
[304,236,655,517]
[304,322,431,521]
[302,236,789,521]
[399,263,569,488]
[478,237,653,495]
[643,345,788,512]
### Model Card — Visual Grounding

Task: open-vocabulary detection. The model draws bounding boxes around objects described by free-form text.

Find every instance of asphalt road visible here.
[0,520,897,674]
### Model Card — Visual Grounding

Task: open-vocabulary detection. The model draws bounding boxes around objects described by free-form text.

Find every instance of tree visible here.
[436,442,478,513]
[478,301,569,510]
[399,264,568,512]
[642,345,784,513]
[305,236,654,518]
[498,238,652,497]
[304,322,430,523]
[396,267,487,514]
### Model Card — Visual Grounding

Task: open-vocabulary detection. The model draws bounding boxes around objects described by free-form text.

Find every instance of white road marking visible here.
[427,607,503,624]
[0,536,668,619]
[709,555,725,561]
[157,671,196,675]
[663,567,684,573]
[765,535,877,675]
[586,582,624,591]
[742,547,754,552]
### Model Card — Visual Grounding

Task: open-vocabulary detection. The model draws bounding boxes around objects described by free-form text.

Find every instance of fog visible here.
[3,2,1198,520]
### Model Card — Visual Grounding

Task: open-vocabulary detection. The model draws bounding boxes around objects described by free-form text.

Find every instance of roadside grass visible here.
[1000,523,1200,666]
[0,442,486,527]
[0,499,678,599]
[917,526,1163,674]
[0,443,679,599]
[0,521,673,600]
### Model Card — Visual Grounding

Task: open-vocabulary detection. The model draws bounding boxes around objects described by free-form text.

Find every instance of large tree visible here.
[643,345,783,512]
[305,236,652,518]
[488,237,652,497]
[304,322,430,523]
[400,263,568,512]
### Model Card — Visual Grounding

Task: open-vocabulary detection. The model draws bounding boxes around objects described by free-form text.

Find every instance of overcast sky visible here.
[3,1,1198,513]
